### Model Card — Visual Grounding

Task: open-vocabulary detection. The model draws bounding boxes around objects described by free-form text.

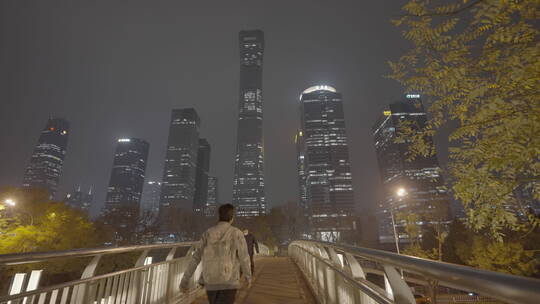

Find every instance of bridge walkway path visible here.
[191,257,315,304]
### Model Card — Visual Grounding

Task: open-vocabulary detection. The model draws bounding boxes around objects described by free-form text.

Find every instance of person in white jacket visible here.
[180,203,252,304]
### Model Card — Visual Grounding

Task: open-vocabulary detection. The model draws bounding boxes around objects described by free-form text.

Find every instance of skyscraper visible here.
[103,138,149,243]
[65,185,93,213]
[193,138,211,213]
[22,118,70,199]
[205,176,219,217]
[298,85,355,241]
[232,29,266,217]
[158,108,200,234]
[372,94,449,247]
[140,180,161,220]
[296,130,308,213]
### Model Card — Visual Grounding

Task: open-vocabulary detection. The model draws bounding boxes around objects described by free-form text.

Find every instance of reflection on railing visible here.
[289,240,540,304]
[0,242,203,304]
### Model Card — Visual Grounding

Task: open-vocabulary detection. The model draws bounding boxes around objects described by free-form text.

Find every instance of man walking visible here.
[180,204,252,304]
[243,229,259,274]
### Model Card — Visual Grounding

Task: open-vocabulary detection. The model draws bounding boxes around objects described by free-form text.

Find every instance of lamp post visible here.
[391,188,408,255]
[2,198,34,225]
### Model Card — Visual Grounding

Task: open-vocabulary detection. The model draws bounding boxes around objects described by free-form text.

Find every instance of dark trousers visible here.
[249,254,255,274]
[206,289,237,304]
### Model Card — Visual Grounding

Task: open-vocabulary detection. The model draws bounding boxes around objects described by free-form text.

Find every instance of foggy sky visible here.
[0,1,414,215]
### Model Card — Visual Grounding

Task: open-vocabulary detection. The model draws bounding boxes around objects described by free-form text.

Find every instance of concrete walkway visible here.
[192,257,315,304]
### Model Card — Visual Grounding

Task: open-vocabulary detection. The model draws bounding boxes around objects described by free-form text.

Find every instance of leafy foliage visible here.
[467,238,537,276]
[389,0,540,240]
[0,187,107,254]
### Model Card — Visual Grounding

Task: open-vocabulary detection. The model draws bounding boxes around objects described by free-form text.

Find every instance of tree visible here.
[0,187,111,291]
[0,187,107,254]
[468,238,537,276]
[389,0,540,240]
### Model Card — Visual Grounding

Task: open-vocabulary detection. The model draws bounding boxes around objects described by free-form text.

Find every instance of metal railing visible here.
[255,243,270,256]
[0,242,204,304]
[288,240,540,304]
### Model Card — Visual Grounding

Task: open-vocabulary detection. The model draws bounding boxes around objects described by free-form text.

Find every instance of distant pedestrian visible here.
[243,229,259,273]
[180,204,252,304]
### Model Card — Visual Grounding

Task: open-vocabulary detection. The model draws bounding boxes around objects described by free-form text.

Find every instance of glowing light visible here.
[118,138,131,142]
[383,110,392,116]
[4,198,16,206]
[49,127,55,131]
[302,85,337,95]
[61,130,67,135]
[406,94,420,99]
[396,188,407,197]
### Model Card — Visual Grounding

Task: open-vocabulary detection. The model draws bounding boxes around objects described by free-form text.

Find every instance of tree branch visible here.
[401,0,488,17]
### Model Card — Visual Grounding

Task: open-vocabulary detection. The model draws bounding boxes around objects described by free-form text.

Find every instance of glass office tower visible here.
[232,30,267,216]
[22,117,70,199]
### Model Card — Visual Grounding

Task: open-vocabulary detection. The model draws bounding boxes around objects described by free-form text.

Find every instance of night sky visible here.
[0,1,425,216]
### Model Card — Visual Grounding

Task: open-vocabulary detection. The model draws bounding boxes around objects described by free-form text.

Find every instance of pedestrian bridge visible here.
[1,241,538,304]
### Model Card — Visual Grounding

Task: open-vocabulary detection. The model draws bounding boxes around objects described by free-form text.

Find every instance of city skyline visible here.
[0,1,427,217]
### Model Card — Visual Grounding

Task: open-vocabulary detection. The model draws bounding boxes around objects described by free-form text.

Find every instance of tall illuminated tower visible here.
[232,30,266,216]
[298,85,355,241]
[103,138,149,243]
[22,117,70,199]
[193,138,211,213]
[158,108,200,234]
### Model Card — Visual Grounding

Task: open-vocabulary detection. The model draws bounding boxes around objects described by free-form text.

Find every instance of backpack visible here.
[202,226,236,285]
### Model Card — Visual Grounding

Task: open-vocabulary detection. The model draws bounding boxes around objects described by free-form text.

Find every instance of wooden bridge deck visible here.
[191,257,315,304]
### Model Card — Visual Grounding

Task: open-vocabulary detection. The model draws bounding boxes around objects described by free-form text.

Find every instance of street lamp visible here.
[390,188,408,255]
[4,198,16,206]
[1,198,33,225]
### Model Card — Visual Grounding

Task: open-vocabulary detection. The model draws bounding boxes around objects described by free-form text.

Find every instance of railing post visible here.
[383,265,415,304]
[73,254,102,303]
[165,246,177,303]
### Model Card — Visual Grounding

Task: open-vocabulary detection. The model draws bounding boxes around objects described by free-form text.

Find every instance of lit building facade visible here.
[193,139,211,213]
[140,180,161,220]
[296,130,308,212]
[22,118,70,199]
[298,85,355,241]
[372,95,449,246]
[65,185,93,213]
[232,30,267,217]
[205,176,219,217]
[103,138,149,243]
[158,108,200,234]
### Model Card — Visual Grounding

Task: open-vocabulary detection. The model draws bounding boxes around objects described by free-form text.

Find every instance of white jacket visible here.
[180,221,252,291]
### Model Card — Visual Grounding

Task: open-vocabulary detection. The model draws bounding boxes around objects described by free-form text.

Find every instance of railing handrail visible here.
[0,255,185,302]
[292,240,540,304]
[0,241,197,265]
